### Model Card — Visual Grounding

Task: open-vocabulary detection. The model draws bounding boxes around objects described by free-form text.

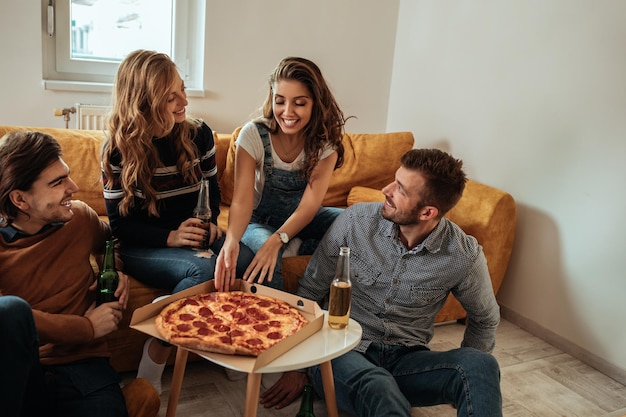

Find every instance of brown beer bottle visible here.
[192,178,212,250]
[96,239,119,305]
[328,246,352,329]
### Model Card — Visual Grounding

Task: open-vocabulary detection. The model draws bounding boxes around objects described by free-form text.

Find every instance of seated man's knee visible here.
[454,348,501,386]
[0,296,34,332]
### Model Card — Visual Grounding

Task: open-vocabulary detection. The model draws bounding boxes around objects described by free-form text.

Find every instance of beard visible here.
[381,200,423,226]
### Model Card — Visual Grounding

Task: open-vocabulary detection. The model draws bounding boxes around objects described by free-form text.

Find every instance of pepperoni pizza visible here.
[155,291,308,356]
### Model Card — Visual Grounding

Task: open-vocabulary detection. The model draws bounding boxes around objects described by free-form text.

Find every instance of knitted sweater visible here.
[102,120,221,247]
[0,201,111,365]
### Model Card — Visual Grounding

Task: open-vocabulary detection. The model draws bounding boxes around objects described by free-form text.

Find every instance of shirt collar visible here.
[385,218,448,254]
[0,223,63,242]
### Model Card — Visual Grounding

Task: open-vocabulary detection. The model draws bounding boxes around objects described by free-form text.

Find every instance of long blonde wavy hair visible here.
[102,50,198,217]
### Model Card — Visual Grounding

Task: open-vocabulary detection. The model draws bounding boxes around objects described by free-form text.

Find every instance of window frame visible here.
[41,0,206,96]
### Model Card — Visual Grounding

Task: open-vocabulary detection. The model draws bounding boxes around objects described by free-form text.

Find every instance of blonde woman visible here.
[101,50,253,394]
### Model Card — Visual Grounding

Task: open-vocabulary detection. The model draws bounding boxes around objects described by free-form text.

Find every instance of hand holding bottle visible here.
[97,239,119,305]
[193,177,213,250]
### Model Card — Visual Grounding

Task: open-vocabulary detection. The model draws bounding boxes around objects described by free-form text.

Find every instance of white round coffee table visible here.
[165,312,362,417]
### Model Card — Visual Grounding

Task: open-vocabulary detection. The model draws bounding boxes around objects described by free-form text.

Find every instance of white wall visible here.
[389,1,626,379]
[0,1,399,134]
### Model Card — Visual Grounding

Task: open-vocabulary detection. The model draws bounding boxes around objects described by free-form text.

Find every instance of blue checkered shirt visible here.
[297,202,500,353]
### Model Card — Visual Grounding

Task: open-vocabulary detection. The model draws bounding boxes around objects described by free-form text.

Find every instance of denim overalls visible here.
[241,123,342,289]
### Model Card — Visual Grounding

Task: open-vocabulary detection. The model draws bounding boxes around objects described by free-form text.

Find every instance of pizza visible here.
[154,291,308,356]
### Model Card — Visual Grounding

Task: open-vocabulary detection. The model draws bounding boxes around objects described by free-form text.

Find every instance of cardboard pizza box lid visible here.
[130,279,324,372]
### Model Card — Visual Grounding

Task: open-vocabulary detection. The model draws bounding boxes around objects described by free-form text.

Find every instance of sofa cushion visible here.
[220,127,242,205]
[347,186,385,206]
[324,132,414,207]
[219,128,414,207]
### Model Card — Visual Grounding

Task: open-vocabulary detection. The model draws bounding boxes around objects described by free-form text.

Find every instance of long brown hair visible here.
[255,57,348,181]
[102,50,198,217]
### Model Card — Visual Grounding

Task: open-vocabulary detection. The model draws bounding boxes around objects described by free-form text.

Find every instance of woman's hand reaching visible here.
[243,234,283,285]
[214,238,240,291]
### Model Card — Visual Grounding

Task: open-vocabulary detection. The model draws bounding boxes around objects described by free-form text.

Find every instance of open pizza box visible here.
[130,279,324,373]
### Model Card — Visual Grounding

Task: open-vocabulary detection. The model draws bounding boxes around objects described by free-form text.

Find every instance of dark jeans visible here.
[0,296,127,417]
[309,343,502,417]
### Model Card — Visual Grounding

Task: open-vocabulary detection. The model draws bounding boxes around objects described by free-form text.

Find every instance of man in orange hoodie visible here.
[0,130,158,417]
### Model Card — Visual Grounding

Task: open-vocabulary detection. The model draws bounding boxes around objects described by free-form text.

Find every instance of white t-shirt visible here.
[236,121,336,208]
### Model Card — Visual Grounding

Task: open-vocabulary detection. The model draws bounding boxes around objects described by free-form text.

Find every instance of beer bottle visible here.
[328,246,352,329]
[193,178,212,250]
[96,239,119,305]
[295,384,316,417]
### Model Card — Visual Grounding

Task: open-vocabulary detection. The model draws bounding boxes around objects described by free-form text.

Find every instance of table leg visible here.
[244,372,262,417]
[165,347,189,417]
[320,361,338,417]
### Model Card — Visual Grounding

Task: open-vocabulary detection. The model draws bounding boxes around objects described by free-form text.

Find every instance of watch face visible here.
[278,232,289,243]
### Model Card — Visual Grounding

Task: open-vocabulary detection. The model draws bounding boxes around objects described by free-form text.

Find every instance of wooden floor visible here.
[121,319,626,417]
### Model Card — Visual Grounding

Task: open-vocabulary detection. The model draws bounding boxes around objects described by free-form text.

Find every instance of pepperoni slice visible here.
[182,299,200,307]
[231,311,245,319]
[198,328,215,336]
[253,323,269,332]
[221,304,235,312]
[246,307,269,321]
[230,329,245,337]
[176,323,192,332]
[179,313,195,321]
[245,338,263,346]
[214,324,230,333]
[256,300,271,308]
[268,320,282,328]
[267,332,283,340]
[192,320,208,329]
[198,307,213,317]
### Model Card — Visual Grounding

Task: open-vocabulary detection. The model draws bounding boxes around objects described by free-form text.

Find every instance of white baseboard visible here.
[499,305,626,386]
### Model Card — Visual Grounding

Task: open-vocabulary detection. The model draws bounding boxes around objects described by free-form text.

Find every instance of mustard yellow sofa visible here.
[0,125,516,373]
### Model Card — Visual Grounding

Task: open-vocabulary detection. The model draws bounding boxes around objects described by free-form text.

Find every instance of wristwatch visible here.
[276,231,290,244]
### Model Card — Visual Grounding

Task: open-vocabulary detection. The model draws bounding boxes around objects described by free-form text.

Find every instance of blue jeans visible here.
[242,206,343,290]
[309,344,502,417]
[121,236,255,293]
[0,296,127,417]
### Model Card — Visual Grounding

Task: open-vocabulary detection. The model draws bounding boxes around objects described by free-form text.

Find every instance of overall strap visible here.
[256,123,274,179]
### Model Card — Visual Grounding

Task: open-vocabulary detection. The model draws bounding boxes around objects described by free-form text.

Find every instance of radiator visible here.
[75,103,109,130]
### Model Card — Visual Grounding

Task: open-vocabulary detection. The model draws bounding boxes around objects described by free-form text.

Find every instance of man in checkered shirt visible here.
[264,148,502,417]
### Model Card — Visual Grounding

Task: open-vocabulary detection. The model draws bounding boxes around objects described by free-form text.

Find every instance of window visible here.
[41,0,205,96]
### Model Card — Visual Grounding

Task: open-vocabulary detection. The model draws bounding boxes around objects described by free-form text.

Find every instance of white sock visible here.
[137,338,166,395]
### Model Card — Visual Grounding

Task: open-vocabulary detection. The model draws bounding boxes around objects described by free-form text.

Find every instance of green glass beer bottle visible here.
[96,239,119,305]
[295,384,316,417]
